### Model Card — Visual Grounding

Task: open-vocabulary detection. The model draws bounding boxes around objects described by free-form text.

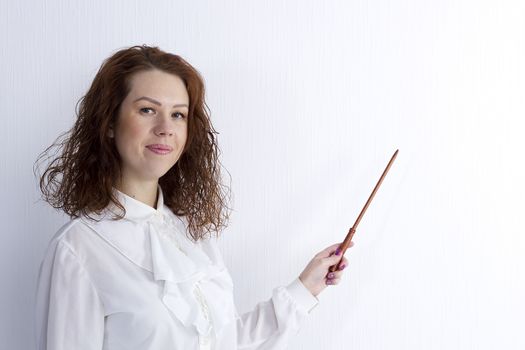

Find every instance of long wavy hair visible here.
[34,45,232,242]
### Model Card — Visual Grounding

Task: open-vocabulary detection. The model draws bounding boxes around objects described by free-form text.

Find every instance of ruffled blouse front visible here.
[34,185,319,350]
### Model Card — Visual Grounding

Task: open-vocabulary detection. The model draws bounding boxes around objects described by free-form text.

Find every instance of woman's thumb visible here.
[325,250,344,263]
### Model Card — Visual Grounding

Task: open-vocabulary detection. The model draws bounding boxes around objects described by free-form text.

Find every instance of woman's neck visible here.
[115,180,159,209]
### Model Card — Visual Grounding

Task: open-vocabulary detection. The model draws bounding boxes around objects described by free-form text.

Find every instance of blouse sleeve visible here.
[236,277,319,350]
[34,239,105,350]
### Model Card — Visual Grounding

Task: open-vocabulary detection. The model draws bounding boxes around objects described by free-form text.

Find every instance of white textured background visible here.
[2,0,524,349]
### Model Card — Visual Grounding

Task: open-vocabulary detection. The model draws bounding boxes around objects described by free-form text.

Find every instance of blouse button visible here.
[199,335,211,350]
[154,211,166,223]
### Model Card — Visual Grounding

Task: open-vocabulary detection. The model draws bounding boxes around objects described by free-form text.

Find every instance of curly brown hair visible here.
[34,45,232,242]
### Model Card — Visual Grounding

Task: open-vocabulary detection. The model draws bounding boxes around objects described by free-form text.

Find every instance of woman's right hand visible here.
[298,242,354,297]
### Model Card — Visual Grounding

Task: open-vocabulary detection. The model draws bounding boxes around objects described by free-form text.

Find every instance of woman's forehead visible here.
[126,70,189,104]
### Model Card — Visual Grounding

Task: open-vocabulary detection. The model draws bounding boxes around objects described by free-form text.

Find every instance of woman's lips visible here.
[146,144,173,155]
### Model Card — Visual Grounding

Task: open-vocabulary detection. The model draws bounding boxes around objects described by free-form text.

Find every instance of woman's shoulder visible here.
[43,215,111,260]
[48,217,90,245]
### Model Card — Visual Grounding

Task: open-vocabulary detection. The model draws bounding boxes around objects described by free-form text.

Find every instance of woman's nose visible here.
[153,113,174,136]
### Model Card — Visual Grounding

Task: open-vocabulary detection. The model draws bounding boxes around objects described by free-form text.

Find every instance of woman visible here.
[34,45,352,350]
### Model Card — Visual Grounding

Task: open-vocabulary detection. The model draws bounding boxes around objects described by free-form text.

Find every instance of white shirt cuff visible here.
[285,277,319,314]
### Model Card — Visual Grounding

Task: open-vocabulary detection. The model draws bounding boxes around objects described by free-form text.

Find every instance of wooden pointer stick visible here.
[329,149,399,272]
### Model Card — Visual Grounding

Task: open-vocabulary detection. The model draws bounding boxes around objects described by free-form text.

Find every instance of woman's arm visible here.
[34,239,105,350]
[235,278,317,350]
[236,243,351,350]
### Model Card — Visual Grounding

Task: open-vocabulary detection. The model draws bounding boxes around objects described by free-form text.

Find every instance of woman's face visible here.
[110,69,189,185]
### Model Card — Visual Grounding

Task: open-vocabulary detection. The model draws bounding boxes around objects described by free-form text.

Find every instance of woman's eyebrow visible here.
[133,96,188,108]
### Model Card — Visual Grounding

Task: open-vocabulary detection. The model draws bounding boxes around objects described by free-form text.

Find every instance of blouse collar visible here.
[80,184,206,274]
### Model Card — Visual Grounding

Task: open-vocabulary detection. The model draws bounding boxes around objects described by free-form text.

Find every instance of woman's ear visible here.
[108,126,114,138]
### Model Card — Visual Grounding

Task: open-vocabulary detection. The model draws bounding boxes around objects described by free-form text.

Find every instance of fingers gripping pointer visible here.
[298,242,354,297]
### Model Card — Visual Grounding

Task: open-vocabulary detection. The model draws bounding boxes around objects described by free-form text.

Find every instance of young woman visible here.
[34,45,352,350]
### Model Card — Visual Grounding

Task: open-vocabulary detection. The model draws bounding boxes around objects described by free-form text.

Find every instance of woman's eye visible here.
[140,107,155,114]
[139,108,185,119]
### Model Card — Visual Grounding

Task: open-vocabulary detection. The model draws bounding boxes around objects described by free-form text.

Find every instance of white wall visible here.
[2,0,524,349]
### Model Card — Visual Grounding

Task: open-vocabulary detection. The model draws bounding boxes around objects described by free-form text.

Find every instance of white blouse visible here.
[34,185,319,350]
